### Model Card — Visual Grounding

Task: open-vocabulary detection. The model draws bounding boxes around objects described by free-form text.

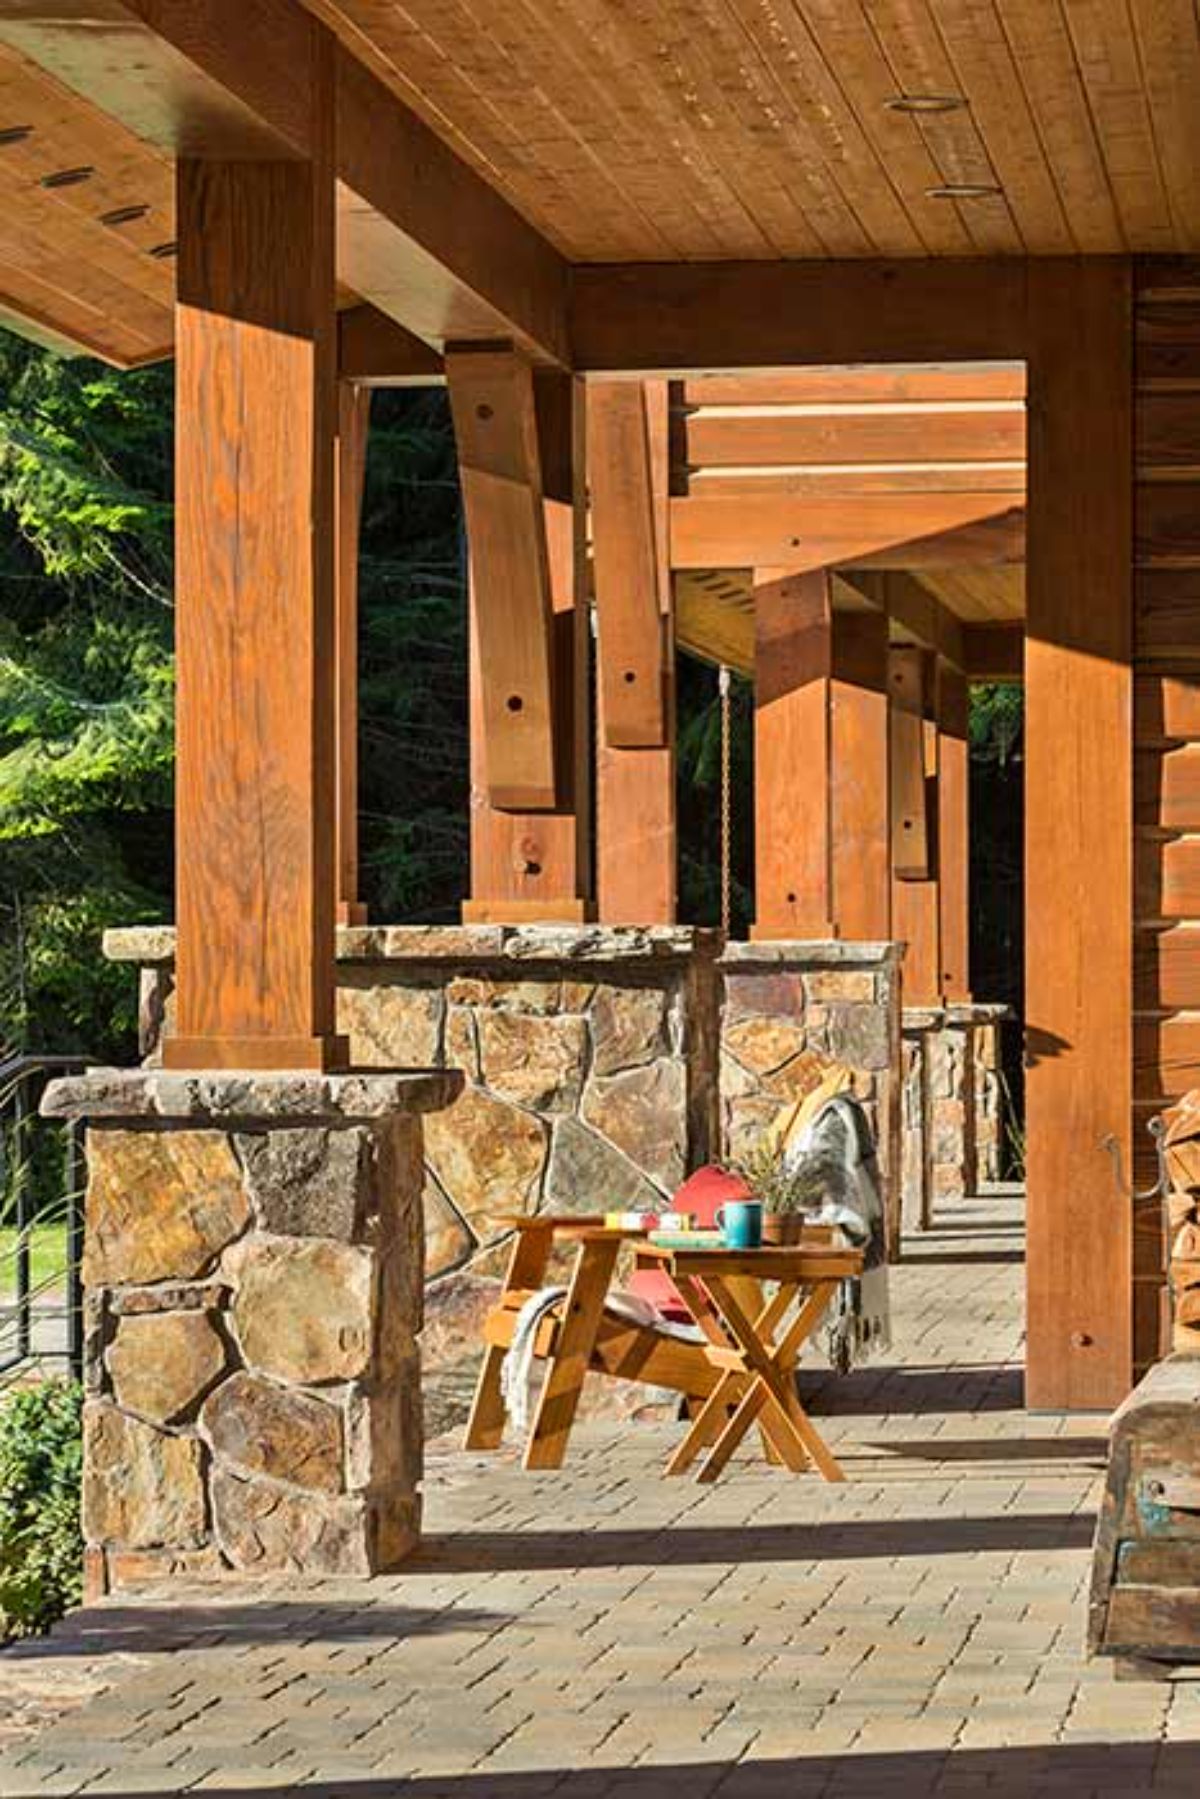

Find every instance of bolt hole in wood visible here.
[1071,1332,1093,1348]
[506,694,523,712]
[623,669,637,683]
[476,403,493,421]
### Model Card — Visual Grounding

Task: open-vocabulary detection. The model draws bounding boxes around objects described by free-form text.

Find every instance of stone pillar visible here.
[718,942,904,1259]
[42,1067,461,1595]
[900,1008,941,1235]
[970,1006,1010,1187]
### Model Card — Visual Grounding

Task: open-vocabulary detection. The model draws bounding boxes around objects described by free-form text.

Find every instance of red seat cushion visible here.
[625,1164,753,1324]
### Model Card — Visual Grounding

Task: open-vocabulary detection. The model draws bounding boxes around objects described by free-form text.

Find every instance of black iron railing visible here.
[0,1056,91,1384]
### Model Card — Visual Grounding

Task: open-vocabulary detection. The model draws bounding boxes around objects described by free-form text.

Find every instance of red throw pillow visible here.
[625,1164,752,1323]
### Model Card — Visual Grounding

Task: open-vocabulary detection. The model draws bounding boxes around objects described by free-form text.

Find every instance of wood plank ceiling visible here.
[0,42,174,366]
[305,0,1200,261]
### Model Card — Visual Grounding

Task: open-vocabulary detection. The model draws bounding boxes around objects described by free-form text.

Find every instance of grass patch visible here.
[0,1226,68,1300]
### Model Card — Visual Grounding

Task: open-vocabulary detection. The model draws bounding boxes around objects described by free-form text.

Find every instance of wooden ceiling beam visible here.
[0,0,570,364]
[835,571,966,672]
[962,620,1024,681]
[571,259,1031,374]
[679,368,1028,407]
[669,491,1022,571]
[682,407,1026,469]
[338,304,443,385]
[842,510,1024,570]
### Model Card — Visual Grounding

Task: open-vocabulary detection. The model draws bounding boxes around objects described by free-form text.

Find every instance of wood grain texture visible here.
[166,33,343,1070]
[1024,258,1133,1409]
[595,382,676,924]
[335,382,370,926]
[588,382,667,748]
[466,372,591,921]
[447,346,558,811]
[937,663,971,1002]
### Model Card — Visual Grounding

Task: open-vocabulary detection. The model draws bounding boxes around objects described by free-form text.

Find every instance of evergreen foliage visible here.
[0,1378,83,1638]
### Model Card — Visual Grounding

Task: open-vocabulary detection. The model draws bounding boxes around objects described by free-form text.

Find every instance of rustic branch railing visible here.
[0,1055,91,1385]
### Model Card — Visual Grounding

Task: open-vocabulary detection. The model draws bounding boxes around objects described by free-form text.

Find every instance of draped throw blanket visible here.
[781,1094,891,1372]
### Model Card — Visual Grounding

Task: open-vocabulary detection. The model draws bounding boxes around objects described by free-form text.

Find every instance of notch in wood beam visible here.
[890,647,931,880]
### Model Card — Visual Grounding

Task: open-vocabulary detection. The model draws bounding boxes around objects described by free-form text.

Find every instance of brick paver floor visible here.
[2,1189,1199,1796]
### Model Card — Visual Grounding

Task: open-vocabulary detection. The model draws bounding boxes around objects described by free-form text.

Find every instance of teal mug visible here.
[715,1199,763,1249]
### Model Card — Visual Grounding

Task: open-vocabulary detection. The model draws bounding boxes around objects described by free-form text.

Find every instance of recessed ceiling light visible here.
[40,165,93,189]
[148,239,177,260]
[100,204,149,227]
[926,182,1001,200]
[885,93,966,115]
[0,126,32,147]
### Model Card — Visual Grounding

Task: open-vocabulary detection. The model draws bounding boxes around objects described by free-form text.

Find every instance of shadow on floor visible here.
[800,1364,1025,1415]
[409,1510,1096,1576]
[78,1738,1200,1798]
[1,1602,511,1662]
[856,1434,1107,1464]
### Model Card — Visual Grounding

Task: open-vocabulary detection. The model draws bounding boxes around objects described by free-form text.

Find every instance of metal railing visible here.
[0,1056,90,1385]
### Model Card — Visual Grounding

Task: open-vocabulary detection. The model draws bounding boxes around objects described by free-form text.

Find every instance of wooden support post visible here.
[447,346,558,812]
[937,661,971,1002]
[463,369,591,923]
[830,610,890,941]
[165,30,344,1072]
[1025,259,1133,1410]
[335,382,371,927]
[890,647,941,1005]
[592,380,676,923]
[753,574,889,941]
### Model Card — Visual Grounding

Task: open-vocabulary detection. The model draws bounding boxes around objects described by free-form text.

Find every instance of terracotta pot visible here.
[763,1211,805,1247]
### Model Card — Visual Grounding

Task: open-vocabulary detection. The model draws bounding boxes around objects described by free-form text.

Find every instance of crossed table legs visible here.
[663,1268,846,1484]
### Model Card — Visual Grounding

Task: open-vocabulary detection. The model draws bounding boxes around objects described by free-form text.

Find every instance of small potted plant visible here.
[731,1138,825,1245]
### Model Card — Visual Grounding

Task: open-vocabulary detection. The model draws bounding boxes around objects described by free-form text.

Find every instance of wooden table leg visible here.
[464,1223,552,1451]
[702,1275,847,1483]
[524,1236,620,1471]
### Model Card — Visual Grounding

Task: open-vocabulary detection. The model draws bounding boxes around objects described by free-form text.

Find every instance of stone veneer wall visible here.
[40,1069,460,1593]
[106,925,722,1430]
[717,942,905,1259]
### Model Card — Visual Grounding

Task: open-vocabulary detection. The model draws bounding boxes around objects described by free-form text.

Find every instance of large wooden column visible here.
[335,382,371,926]
[591,380,676,923]
[753,571,889,940]
[937,661,971,1002]
[166,33,344,1072]
[1026,260,1133,1410]
[451,349,590,922]
[890,647,941,1004]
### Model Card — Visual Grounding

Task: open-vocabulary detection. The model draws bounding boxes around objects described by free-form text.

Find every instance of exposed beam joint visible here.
[338,304,444,385]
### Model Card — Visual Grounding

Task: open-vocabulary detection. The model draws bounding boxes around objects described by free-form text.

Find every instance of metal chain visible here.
[718,663,732,938]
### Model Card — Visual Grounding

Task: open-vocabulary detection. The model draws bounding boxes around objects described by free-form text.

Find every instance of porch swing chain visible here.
[718,663,732,938]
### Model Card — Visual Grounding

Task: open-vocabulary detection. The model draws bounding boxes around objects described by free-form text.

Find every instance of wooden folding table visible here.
[633,1240,863,1484]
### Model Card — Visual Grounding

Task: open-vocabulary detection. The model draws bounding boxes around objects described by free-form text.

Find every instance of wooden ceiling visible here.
[0,42,174,366]
[305,0,1200,262]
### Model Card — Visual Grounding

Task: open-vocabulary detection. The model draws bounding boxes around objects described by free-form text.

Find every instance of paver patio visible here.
[1,1187,1198,1797]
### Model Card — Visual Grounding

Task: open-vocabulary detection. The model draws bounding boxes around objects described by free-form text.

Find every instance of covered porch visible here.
[0,0,1198,1707]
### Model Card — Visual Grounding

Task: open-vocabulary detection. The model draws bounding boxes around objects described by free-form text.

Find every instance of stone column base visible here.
[902,1004,1013,1232]
[718,941,905,1259]
[42,1068,461,1594]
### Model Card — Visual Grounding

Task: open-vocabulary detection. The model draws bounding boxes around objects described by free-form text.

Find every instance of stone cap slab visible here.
[720,940,904,969]
[41,1067,464,1124]
[103,924,722,968]
[943,1001,1013,1025]
[902,1007,945,1031]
